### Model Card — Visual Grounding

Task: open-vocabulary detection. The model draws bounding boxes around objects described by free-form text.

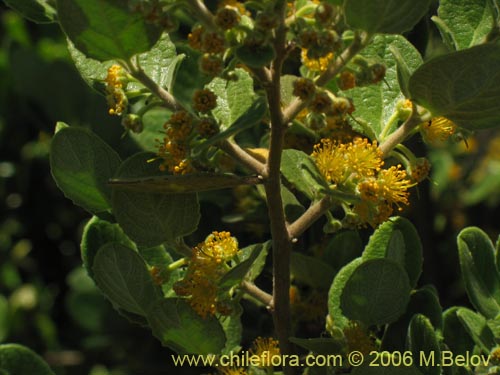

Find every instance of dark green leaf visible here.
[92,242,162,316]
[147,298,226,354]
[56,0,162,61]
[219,243,265,290]
[111,152,200,247]
[235,43,276,68]
[436,0,494,50]
[344,0,431,34]
[291,252,335,289]
[0,344,55,375]
[363,217,422,289]
[351,362,421,375]
[382,285,442,351]
[3,0,56,23]
[281,149,329,200]
[407,314,441,375]
[409,43,500,130]
[328,257,363,329]
[220,304,243,354]
[457,226,500,318]
[340,259,410,326]
[81,216,135,279]
[50,126,122,213]
[234,241,270,283]
[456,307,496,352]
[323,231,363,272]
[443,307,475,356]
[193,96,267,155]
[0,296,8,343]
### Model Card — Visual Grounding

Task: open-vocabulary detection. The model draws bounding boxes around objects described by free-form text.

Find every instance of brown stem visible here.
[185,0,217,30]
[262,2,296,374]
[241,281,273,308]
[287,196,333,239]
[219,140,266,176]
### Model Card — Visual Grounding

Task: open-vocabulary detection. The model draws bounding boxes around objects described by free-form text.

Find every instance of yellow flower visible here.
[311,138,347,185]
[421,116,457,145]
[345,138,383,178]
[301,49,334,72]
[250,337,281,367]
[105,64,128,116]
[197,231,239,264]
[343,321,376,355]
[377,165,412,209]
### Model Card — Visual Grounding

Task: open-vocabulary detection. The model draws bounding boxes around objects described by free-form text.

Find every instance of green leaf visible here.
[282,185,305,222]
[3,0,56,23]
[436,0,494,50]
[138,245,180,295]
[50,126,122,213]
[92,242,162,316]
[345,35,423,139]
[382,286,442,351]
[109,173,262,194]
[363,217,423,289]
[323,231,363,272]
[193,96,267,155]
[407,314,441,375]
[281,149,329,200]
[234,242,270,283]
[68,33,179,94]
[220,304,243,354]
[340,258,411,326]
[291,252,335,289]
[456,307,496,352]
[344,0,431,34]
[409,43,500,130]
[289,337,344,356]
[111,152,200,247]
[457,226,500,318]
[81,216,135,279]
[235,43,276,68]
[207,68,256,130]
[0,296,8,342]
[56,0,162,61]
[131,107,171,151]
[328,257,363,329]
[147,298,226,354]
[0,344,55,374]
[219,243,266,290]
[443,307,475,356]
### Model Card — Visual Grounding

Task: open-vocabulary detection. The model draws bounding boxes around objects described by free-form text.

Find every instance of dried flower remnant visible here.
[193,89,218,113]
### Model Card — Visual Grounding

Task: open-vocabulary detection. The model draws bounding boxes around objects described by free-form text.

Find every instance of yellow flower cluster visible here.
[173,231,239,318]
[250,337,281,367]
[157,111,194,174]
[312,138,413,227]
[301,49,334,72]
[105,64,128,116]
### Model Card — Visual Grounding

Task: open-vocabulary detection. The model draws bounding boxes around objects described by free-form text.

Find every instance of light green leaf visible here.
[92,242,162,316]
[233,241,270,283]
[345,35,423,139]
[130,107,171,151]
[456,307,496,352]
[111,152,200,247]
[220,304,243,354]
[50,126,122,213]
[344,0,431,34]
[340,259,410,326]
[81,216,135,279]
[407,314,441,375]
[56,0,162,61]
[363,217,423,289]
[0,344,55,375]
[328,257,363,329]
[291,252,335,289]
[3,0,56,23]
[409,43,500,130]
[207,68,256,130]
[457,226,500,318]
[281,149,329,200]
[147,298,226,354]
[436,0,494,50]
[219,243,266,290]
[68,33,180,94]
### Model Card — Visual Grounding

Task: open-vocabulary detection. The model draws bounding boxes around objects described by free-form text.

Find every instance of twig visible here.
[241,281,274,308]
[287,196,333,240]
[219,140,267,176]
[185,0,217,30]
